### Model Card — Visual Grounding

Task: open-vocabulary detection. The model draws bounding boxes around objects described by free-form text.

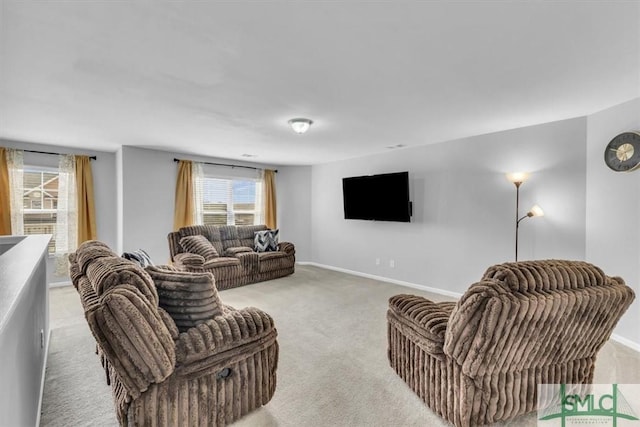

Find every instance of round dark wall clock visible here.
[604,131,640,172]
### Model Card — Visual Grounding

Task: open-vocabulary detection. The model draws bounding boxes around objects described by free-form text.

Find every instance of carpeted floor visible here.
[41,265,640,426]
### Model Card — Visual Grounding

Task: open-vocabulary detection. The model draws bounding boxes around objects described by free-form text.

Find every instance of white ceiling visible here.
[1,1,639,165]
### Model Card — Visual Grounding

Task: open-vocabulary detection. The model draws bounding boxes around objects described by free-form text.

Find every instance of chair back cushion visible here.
[70,242,177,398]
[444,260,635,378]
[145,266,224,332]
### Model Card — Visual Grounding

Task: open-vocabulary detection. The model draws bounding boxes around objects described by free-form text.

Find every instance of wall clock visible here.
[604,131,640,172]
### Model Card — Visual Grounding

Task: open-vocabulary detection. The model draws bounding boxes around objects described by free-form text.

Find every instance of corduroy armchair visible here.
[69,240,278,426]
[387,260,635,427]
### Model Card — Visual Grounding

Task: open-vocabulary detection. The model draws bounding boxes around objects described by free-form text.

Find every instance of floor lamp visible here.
[506,172,544,261]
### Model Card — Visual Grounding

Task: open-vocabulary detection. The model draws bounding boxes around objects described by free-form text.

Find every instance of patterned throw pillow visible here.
[145,266,223,333]
[179,235,219,260]
[254,229,280,252]
[268,229,280,251]
[122,249,154,268]
[254,230,270,252]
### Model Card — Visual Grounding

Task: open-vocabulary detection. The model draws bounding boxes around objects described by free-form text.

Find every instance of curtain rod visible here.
[24,149,97,160]
[173,158,277,173]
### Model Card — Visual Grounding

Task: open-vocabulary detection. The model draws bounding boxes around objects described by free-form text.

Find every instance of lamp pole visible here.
[514,181,522,262]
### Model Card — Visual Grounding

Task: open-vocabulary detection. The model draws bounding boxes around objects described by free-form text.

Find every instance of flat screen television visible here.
[342,171,412,222]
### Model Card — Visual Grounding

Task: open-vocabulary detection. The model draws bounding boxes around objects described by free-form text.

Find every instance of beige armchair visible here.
[69,240,278,426]
[387,260,635,427]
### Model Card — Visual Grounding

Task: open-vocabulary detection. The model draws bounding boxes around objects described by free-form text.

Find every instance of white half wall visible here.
[308,118,588,295]
[585,97,640,346]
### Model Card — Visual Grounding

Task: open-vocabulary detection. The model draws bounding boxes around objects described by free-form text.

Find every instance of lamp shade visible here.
[506,172,530,184]
[288,118,313,134]
[528,204,544,217]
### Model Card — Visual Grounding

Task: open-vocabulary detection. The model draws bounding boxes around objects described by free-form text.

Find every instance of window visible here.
[201,177,263,226]
[23,167,59,253]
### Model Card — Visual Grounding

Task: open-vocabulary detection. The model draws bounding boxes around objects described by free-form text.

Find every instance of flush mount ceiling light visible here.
[288,118,313,134]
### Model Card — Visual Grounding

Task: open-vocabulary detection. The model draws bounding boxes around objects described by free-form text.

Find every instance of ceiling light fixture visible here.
[288,118,313,134]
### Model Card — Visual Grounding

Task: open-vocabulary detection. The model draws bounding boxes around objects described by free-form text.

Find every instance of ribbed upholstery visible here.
[387,260,635,427]
[168,225,295,289]
[146,266,224,333]
[179,235,219,260]
[69,241,279,426]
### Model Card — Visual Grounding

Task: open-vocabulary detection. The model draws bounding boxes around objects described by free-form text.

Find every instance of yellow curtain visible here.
[264,169,277,229]
[75,155,97,244]
[0,148,11,235]
[173,160,195,231]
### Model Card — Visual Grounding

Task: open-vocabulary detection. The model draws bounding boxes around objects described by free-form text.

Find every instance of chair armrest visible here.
[173,252,205,272]
[175,307,277,369]
[387,294,455,357]
[278,241,295,256]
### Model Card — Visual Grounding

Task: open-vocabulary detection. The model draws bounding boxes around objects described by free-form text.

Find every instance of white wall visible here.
[277,166,312,261]
[119,146,279,264]
[0,139,117,283]
[308,118,587,294]
[120,146,176,264]
[585,98,640,346]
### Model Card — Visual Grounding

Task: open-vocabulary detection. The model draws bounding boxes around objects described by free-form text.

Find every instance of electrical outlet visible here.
[375,258,380,265]
[390,259,395,268]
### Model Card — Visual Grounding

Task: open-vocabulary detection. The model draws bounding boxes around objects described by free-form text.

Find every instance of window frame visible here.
[22,165,60,254]
[200,174,263,227]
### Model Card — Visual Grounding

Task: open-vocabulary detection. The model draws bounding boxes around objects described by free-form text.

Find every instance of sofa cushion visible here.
[238,225,268,248]
[224,246,254,256]
[179,235,219,260]
[177,225,224,255]
[220,225,242,249]
[145,266,224,333]
[203,257,241,268]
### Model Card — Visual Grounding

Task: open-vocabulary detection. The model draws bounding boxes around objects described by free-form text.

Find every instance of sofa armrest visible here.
[235,251,259,274]
[278,241,295,256]
[387,294,455,357]
[174,307,277,370]
[173,252,205,272]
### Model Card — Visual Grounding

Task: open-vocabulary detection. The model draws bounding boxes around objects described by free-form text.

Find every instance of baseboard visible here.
[298,262,463,299]
[611,334,640,353]
[35,328,51,427]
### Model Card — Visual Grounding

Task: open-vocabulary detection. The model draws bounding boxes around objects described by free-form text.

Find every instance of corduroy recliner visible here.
[387,260,635,427]
[69,240,278,426]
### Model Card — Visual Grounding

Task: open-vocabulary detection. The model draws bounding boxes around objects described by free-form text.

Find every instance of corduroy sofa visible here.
[69,240,279,426]
[168,225,295,290]
[387,260,635,427]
